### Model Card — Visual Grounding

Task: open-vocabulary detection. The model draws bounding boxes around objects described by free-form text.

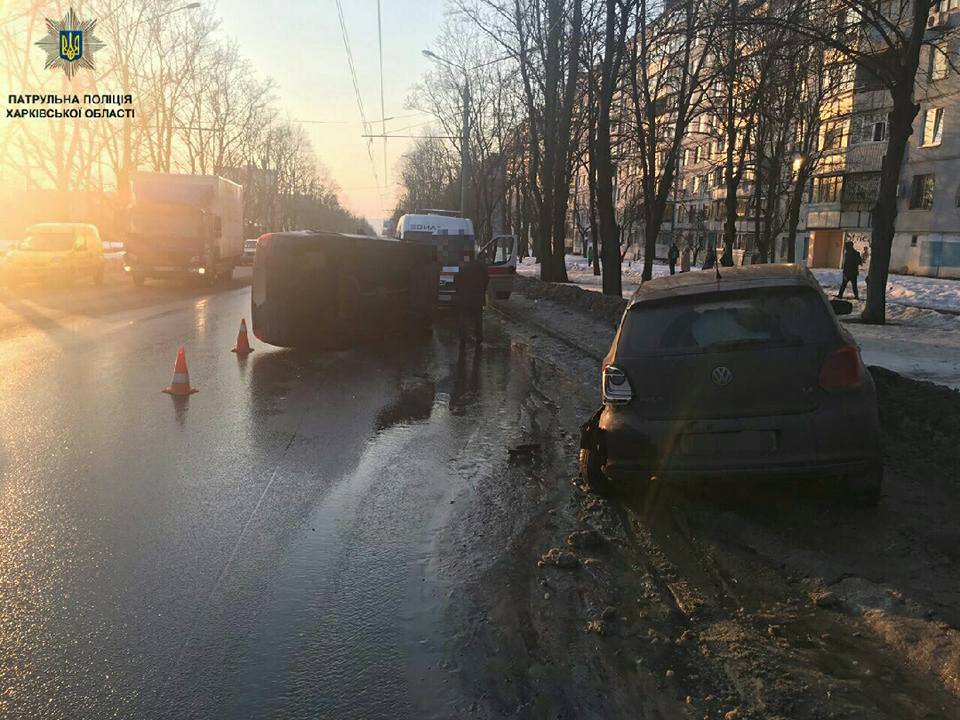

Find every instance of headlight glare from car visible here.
[602,364,633,405]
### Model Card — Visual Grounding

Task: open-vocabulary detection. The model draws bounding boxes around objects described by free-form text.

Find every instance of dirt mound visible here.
[514,275,628,328]
[871,365,960,477]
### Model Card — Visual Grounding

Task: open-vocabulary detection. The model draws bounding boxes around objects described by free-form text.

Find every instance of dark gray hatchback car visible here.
[580,264,883,504]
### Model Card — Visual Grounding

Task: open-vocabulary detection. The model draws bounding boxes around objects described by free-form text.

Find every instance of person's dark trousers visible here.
[458,307,483,344]
[669,261,676,275]
[838,274,859,300]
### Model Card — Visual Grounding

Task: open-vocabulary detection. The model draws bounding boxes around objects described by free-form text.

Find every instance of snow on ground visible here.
[520,255,663,298]
[812,268,960,315]
[519,254,960,389]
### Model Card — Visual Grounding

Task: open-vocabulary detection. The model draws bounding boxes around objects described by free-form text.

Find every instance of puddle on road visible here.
[161,317,565,720]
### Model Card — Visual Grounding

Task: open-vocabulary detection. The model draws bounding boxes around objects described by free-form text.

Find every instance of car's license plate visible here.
[680,431,777,455]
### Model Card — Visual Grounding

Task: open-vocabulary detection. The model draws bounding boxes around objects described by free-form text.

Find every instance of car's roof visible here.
[628,263,820,307]
[26,222,98,233]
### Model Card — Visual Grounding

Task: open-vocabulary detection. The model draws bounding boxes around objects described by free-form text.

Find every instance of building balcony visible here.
[843,143,885,173]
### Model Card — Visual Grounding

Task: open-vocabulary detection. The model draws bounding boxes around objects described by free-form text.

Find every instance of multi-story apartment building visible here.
[805,21,960,279]
[610,4,960,279]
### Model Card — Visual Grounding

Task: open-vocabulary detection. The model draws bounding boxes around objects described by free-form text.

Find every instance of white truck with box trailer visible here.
[124,173,243,286]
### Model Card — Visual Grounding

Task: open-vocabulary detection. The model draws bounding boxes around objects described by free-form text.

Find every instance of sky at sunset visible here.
[218,0,449,229]
[0,0,450,230]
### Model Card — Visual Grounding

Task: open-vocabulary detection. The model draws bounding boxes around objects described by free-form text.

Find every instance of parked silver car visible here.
[579,264,883,505]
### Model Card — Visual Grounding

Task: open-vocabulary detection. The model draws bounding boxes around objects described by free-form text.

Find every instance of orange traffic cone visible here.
[162,346,199,395]
[232,318,254,355]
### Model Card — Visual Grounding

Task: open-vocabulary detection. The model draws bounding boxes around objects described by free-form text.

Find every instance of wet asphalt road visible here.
[0,278,543,719]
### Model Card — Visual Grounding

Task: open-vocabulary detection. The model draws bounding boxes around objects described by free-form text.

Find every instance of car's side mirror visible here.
[830,298,853,316]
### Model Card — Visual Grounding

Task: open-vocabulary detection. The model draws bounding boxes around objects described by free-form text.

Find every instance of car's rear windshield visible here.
[619,286,836,355]
[20,233,73,251]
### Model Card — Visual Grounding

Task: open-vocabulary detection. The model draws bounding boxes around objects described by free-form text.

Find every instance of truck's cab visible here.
[125,202,221,284]
[3,223,105,288]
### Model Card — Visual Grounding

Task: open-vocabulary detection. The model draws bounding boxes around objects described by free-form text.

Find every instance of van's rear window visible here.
[619,287,836,355]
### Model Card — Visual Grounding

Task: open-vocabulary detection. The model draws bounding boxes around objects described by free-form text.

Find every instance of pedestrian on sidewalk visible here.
[680,244,692,273]
[838,240,863,300]
[453,253,489,345]
[667,241,680,275]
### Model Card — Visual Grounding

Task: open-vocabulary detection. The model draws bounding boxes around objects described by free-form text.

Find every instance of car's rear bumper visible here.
[596,402,881,482]
[603,457,878,483]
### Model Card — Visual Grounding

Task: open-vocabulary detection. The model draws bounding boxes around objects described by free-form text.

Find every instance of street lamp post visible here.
[422,50,470,219]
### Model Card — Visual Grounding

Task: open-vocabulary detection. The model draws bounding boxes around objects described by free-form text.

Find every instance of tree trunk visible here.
[784,168,806,263]
[596,0,623,296]
[753,159,764,263]
[863,90,918,324]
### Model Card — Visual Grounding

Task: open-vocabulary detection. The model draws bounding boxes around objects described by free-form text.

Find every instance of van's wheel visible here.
[132,272,145,287]
[839,464,882,508]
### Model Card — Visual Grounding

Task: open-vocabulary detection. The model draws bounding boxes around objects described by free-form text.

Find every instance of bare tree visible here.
[624,0,719,281]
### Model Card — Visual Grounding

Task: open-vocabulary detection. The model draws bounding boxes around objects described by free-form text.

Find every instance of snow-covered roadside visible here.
[813,268,960,315]
[519,255,960,389]
[519,255,661,298]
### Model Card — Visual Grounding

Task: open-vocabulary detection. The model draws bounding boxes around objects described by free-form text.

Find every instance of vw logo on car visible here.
[711,365,734,387]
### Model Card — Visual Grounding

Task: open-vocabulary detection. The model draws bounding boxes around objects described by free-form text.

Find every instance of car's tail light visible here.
[602,364,633,405]
[256,233,272,260]
[819,345,864,390]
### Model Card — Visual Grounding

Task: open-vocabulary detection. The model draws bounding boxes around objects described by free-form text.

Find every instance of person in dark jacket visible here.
[453,253,489,345]
[702,245,717,270]
[838,241,863,300]
[667,242,680,275]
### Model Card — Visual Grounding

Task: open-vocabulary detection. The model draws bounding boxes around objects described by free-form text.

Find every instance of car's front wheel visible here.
[579,410,616,495]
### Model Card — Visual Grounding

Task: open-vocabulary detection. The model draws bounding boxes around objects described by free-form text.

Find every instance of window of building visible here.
[683,148,690,166]
[822,121,847,150]
[911,235,919,247]
[909,174,935,209]
[929,43,949,82]
[811,174,843,203]
[714,168,723,187]
[852,112,887,144]
[872,120,886,141]
[693,146,701,163]
[921,107,944,147]
[692,176,700,194]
